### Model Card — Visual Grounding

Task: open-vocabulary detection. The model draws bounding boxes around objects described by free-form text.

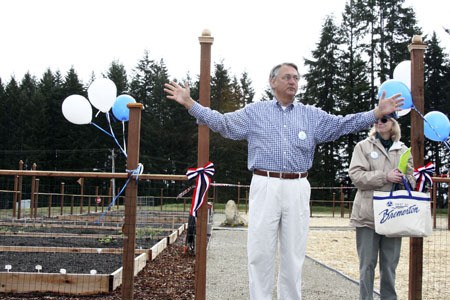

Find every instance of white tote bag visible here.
[373,178,432,237]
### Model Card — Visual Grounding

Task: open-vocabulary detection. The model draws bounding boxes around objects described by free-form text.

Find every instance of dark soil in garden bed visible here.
[0,235,156,249]
[0,251,123,274]
[0,234,195,300]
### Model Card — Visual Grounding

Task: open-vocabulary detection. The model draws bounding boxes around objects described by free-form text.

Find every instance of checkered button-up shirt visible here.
[189,99,376,173]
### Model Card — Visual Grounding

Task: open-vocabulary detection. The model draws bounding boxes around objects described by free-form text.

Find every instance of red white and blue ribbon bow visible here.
[186,162,215,217]
[414,162,435,192]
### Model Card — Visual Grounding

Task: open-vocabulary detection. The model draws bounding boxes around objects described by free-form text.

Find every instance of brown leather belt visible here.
[253,169,308,179]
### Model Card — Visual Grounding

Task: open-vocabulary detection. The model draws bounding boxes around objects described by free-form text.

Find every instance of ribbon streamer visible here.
[186,162,215,217]
[414,162,435,192]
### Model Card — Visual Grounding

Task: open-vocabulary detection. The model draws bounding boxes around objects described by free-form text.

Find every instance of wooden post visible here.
[30,163,37,219]
[34,179,39,219]
[109,179,113,209]
[332,192,336,217]
[431,185,437,228]
[17,161,23,219]
[448,183,450,230]
[13,175,18,218]
[237,182,241,210]
[408,35,427,300]
[213,181,217,205]
[48,195,52,218]
[160,188,164,211]
[88,189,91,214]
[121,103,143,300]
[245,190,249,214]
[95,186,99,213]
[60,182,65,216]
[79,178,84,214]
[195,29,214,300]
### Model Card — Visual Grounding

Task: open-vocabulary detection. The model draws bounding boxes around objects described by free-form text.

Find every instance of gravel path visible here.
[206,213,380,300]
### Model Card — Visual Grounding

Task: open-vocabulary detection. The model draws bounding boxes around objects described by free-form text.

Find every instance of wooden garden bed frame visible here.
[0,223,185,295]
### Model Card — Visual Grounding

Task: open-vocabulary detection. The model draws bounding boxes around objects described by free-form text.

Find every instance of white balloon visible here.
[397,108,411,117]
[87,78,117,113]
[393,60,411,90]
[62,95,93,125]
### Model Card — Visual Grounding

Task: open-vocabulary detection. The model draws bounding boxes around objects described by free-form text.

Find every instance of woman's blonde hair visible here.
[369,118,401,142]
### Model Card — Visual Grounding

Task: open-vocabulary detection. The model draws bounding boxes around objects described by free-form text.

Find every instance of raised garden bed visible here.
[0,223,186,295]
[0,237,195,300]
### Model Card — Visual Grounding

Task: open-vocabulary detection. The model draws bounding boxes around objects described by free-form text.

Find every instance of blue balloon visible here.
[377,79,413,109]
[424,111,450,142]
[112,95,136,121]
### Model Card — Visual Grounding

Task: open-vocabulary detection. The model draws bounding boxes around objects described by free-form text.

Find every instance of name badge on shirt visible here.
[370,151,379,159]
[298,131,307,140]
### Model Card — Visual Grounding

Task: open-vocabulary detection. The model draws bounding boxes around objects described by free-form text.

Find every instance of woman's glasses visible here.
[376,117,389,124]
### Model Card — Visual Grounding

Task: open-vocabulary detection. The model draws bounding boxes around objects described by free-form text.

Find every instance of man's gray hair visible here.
[269,62,299,81]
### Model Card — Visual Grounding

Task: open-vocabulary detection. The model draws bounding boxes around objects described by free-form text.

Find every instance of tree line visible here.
[0,0,449,201]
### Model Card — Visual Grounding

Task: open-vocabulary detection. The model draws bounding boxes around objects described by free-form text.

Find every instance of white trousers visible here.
[248,174,311,300]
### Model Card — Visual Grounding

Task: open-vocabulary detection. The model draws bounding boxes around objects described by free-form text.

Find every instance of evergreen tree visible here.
[348,0,420,106]
[2,78,22,168]
[129,51,158,171]
[377,0,419,80]
[38,69,66,170]
[19,73,42,164]
[210,62,234,112]
[336,0,372,183]
[302,16,343,192]
[106,60,129,94]
[423,32,450,174]
[129,52,196,176]
[208,63,252,189]
[238,72,255,107]
[60,68,101,171]
[0,78,8,168]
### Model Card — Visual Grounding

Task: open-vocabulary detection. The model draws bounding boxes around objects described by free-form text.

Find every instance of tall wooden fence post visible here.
[121,103,143,300]
[195,29,214,300]
[408,35,427,300]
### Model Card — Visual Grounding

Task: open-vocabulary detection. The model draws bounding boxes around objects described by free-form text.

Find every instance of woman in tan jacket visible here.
[349,112,414,300]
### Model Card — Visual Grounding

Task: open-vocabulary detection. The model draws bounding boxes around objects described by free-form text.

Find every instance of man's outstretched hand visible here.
[374,91,404,119]
[164,81,195,110]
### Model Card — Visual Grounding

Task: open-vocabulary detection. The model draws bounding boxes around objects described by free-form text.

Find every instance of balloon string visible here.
[90,122,113,137]
[122,121,127,154]
[94,163,144,224]
[411,106,447,143]
[95,176,130,224]
[105,113,128,158]
[443,139,450,152]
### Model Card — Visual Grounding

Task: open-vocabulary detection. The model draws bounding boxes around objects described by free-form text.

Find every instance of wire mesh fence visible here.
[0,171,449,299]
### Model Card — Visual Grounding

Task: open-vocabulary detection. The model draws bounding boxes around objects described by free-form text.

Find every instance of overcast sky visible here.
[1,0,449,98]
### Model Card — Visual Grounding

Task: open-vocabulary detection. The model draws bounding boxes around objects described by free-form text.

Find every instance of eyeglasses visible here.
[376,117,389,124]
[280,74,300,82]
